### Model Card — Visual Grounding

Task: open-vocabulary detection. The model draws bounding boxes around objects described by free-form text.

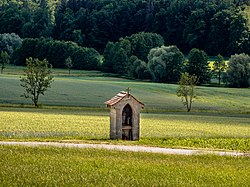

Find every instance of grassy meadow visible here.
[0,107,249,151]
[0,65,250,186]
[0,66,249,151]
[0,65,250,112]
[1,145,250,187]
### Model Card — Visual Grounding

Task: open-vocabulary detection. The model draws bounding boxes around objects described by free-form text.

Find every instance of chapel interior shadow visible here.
[122,104,133,140]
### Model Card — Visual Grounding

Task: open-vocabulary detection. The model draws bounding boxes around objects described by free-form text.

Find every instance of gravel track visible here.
[1,141,249,156]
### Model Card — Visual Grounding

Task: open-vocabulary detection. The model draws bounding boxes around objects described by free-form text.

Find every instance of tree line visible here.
[0,0,249,56]
[13,37,101,70]
[1,32,249,88]
[0,0,249,87]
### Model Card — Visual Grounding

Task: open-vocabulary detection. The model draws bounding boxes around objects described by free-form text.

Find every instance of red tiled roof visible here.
[105,91,144,108]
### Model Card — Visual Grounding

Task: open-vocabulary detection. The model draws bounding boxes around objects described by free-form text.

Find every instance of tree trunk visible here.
[185,96,189,112]
[187,97,192,112]
[188,102,191,112]
[218,70,221,85]
[33,93,39,107]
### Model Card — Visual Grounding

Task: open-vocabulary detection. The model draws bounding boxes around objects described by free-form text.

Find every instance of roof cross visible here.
[126,87,131,95]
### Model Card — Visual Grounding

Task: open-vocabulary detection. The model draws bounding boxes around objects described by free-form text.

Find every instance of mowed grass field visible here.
[1,145,250,187]
[0,66,250,112]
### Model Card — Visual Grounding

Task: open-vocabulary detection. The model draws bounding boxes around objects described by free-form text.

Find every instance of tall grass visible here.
[0,145,249,187]
[1,107,249,151]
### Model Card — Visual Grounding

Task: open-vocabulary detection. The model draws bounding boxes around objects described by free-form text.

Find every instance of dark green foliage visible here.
[183,8,207,50]
[155,0,192,51]
[46,40,69,68]
[28,0,52,37]
[208,10,233,55]
[102,42,116,73]
[13,38,101,70]
[0,33,22,60]
[102,39,131,74]
[125,32,164,62]
[228,12,250,55]
[112,48,129,75]
[71,47,101,70]
[223,53,250,88]
[148,46,184,83]
[0,0,53,38]
[213,54,226,85]
[0,0,249,56]
[103,32,163,77]
[0,5,25,36]
[20,57,53,107]
[127,56,151,79]
[186,48,211,84]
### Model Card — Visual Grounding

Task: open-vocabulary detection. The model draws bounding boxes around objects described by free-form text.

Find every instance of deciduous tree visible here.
[127,55,150,79]
[20,57,54,107]
[176,72,198,112]
[0,33,23,59]
[223,53,250,88]
[148,45,184,83]
[213,54,226,85]
[65,56,73,75]
[0,51,9,74]
[186,48,210,84]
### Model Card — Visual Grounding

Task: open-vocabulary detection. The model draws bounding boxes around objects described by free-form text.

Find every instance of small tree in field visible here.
[177,72,199,112]
[0,51,10,74]
[65,56,73,75]
[213,54,226,85]
[20,57,53,107]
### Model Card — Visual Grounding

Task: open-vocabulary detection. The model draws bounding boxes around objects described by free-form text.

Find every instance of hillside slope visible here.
[0,72,249,112]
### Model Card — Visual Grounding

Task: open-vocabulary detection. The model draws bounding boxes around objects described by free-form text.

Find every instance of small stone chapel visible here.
[105,90,144,141]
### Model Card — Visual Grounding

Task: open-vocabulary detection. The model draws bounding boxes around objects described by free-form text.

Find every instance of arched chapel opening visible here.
[105,90,144,141]
[122,104,133,140]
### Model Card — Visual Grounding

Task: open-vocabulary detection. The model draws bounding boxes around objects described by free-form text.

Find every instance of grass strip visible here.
[0,145,249,187]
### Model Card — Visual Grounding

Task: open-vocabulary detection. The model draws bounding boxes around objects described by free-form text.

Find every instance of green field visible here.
[0,66,250,151]
[0,66,250,186]
[0,66,250,152]
[0,145,249,187]
[0,66,250,112]
[1,107,249,151]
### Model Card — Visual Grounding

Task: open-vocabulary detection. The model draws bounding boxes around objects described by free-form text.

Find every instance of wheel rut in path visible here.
[0,141,249,156]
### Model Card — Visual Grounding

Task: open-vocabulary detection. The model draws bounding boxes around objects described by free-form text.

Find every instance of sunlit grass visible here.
[0,145,249,187]
[141,113,250,138]
[0,108,109,139]
[1,107,249,151]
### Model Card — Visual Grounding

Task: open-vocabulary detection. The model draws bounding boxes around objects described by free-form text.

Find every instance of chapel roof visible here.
[105,91,144,108]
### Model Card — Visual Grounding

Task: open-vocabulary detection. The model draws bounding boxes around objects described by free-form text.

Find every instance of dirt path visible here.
[0,141,248,156]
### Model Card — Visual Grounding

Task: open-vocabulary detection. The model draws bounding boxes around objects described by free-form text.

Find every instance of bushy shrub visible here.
[0,33,22,61]
[148,45,184,83]
[223,53,250,88]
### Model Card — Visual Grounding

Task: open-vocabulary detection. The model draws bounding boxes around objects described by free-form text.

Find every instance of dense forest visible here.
[0,0,250,86]
[1,0,249,55]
